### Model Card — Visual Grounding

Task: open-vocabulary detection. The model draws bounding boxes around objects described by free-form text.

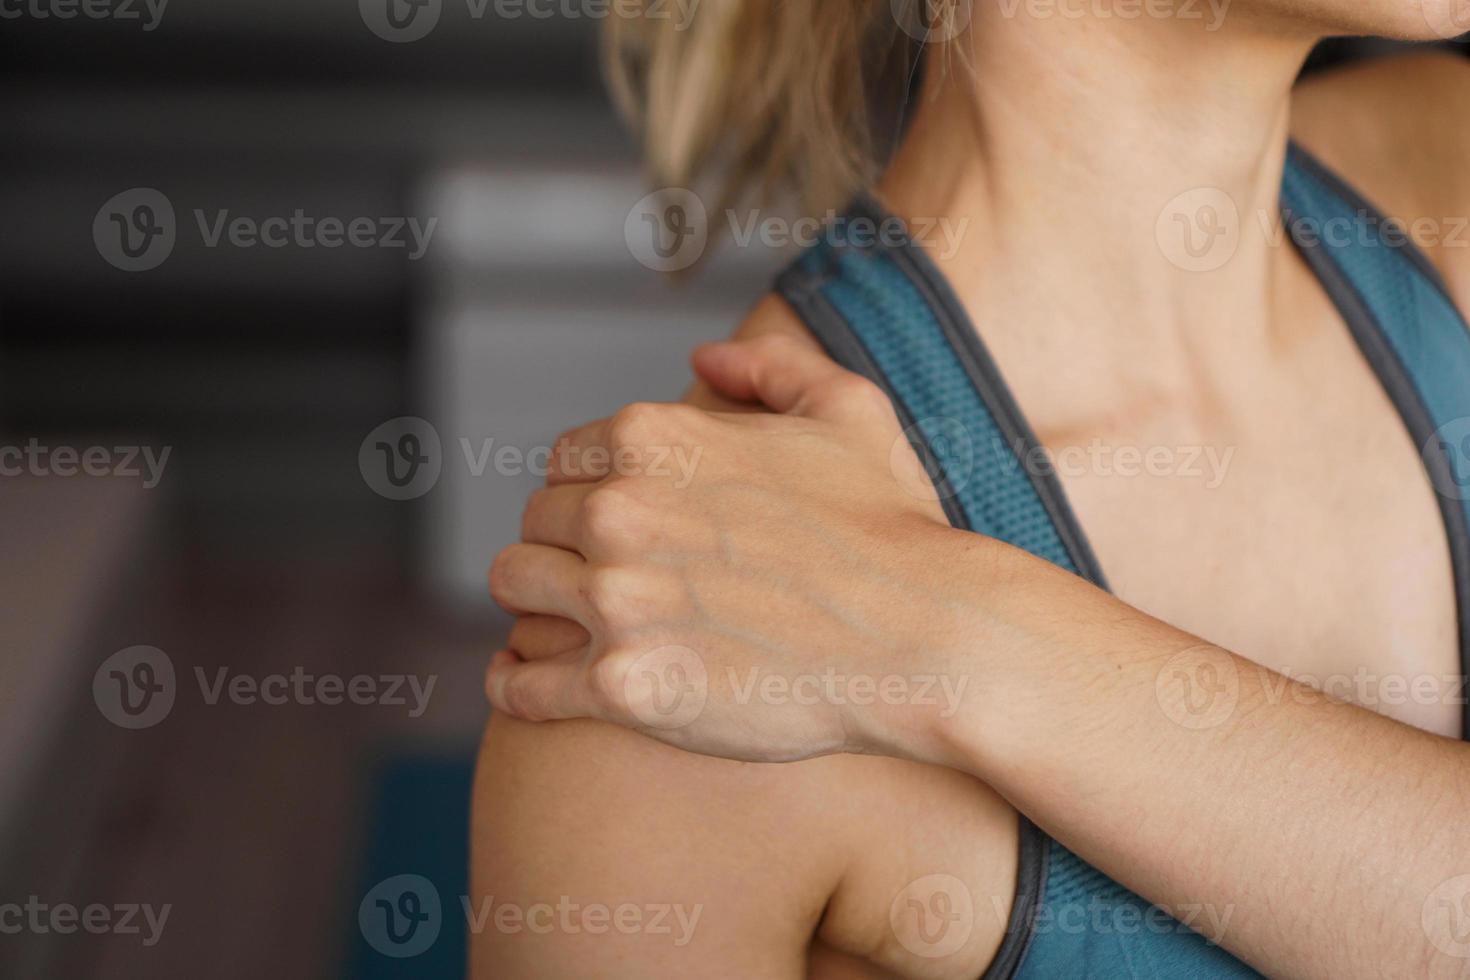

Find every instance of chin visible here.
[1275,0,1470,41]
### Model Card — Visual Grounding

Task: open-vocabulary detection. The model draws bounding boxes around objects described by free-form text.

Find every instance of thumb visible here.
[693,334,876,419]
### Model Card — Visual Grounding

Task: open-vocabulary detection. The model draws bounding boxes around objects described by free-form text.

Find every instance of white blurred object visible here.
[418,164,785,609]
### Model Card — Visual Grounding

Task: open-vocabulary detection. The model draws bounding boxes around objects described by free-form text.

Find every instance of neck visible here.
[877,7,1320,388]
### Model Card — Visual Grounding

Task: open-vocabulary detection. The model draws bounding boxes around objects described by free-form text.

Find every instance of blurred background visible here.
[0,4,1463,978]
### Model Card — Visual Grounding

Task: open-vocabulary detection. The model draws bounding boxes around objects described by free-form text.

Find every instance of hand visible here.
[485,335,991,764]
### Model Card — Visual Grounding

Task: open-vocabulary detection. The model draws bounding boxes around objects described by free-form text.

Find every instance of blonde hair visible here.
[603,2,963,217]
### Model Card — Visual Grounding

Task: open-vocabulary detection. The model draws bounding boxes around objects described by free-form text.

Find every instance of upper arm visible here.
[470,713,846,977]
[1291,50,1470,312]
[471,295,842,978]
[470,293,1021,979]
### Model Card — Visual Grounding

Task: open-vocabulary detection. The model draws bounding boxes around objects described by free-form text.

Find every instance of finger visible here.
[508,615,589,661]
[692,335,888,423]
[545,417,612,485]
[485,648,595,723]
[520,484,594,550]
[488,543,589,622]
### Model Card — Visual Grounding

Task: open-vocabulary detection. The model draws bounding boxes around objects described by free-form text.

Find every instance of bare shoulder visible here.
[471,712,1017,978]
[471,288,1017,977]
[1290,49,1470,308]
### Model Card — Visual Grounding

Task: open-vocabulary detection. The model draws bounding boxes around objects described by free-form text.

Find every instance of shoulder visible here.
[1290,50,1470,310]
[470,712,1017,977]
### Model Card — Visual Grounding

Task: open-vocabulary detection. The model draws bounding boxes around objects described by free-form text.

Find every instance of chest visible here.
[1025,325,1464,738]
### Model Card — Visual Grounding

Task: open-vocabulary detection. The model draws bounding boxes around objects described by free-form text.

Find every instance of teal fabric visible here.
[777,144,1470,979]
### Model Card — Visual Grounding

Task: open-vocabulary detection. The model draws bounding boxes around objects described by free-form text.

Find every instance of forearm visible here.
[924,529,1470,979]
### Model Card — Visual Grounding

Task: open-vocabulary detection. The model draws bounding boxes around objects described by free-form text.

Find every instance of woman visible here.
[474,3,1470,977]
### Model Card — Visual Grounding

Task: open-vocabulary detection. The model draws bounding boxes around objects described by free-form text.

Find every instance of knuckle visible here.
[588,652,632,713]
[583,565,638,631]
[608,401,662,446]
[580,485,636,547]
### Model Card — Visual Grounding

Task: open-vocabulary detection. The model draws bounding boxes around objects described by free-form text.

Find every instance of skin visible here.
[474,4,1470,978]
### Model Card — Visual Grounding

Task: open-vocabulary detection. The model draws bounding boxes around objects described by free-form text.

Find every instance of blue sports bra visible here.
[774,141,1470,979]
